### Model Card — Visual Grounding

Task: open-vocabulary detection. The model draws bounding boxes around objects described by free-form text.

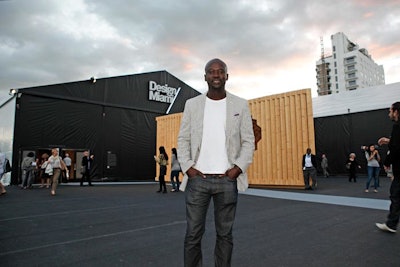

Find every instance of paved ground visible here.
[0,176,399,267]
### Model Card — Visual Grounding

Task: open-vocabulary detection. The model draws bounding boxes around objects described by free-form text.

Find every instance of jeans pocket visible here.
[225,176,237,183]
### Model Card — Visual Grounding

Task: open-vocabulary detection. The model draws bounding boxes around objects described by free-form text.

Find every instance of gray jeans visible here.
[21,169,34,188]
[303,166,317,189]
[184,175,238,267]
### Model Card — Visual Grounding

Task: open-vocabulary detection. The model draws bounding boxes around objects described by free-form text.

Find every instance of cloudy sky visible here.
[0,0,399,102]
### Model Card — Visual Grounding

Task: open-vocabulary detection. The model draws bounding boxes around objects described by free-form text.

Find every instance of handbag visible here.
[4,159,11,173]
[346,162,351,170]
[45,163,53,175]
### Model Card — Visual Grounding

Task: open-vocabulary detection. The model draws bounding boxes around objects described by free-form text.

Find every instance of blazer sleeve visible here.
[231,99,255,173]
[177,99,196,174]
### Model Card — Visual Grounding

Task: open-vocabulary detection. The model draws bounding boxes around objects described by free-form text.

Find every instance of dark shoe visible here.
[163,190,167,193]
[156,190,161,193]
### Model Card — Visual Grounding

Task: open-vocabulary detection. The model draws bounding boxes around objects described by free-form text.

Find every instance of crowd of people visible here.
[0,149,95,196]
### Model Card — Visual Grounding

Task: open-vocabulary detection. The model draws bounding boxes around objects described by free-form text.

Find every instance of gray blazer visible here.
[177,91,255,191]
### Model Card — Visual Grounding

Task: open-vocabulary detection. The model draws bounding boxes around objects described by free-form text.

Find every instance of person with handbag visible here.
[39,153,51,188]
[0,151,9,195]
[48,148,67,196]
[154,146,168,193]
[346,152,361,182]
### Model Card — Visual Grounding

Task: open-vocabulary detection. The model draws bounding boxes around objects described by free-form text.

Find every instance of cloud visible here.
[0,0,399,101]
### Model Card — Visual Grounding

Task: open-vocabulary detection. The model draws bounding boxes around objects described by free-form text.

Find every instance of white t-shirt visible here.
[304,154,313,167]
[195,97,230,174]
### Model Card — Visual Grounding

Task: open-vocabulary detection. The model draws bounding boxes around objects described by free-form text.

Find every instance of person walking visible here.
[321,154,329,177]
[170,148,181,192]
[376,102,400,233]
[47,148,67,196]
[0,152,9,195]
[63,153,72,181]
[177,58,255,266]
[346,153,361,182]
[81,150,94,186]
[363,145,381,192]
[154,146,168,193]
[21,152,36,189]
[302,148,318,190]
[39,153,51,188]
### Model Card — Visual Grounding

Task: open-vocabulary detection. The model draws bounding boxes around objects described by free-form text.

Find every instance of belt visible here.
[203,173,225,177]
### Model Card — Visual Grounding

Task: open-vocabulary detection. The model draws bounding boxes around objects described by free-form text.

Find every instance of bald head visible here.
[205,58,227,73]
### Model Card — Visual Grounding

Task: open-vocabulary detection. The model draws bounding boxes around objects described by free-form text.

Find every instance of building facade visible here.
[1,71,200,185]
[316,32,385,96]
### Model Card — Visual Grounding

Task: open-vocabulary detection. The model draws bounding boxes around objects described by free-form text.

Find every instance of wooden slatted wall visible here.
[247,89,314,187]
[155,113,182,181]
[155,89,315,187]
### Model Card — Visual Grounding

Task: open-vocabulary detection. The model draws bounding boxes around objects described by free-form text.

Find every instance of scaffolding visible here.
[317,36,330,96]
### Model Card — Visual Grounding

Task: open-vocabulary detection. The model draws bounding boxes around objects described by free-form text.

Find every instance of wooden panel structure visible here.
[247,89,315,188]
[155,113,182,181]
[155,89,315,187]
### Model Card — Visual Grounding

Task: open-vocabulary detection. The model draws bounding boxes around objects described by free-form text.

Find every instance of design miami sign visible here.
[148,81,181,114]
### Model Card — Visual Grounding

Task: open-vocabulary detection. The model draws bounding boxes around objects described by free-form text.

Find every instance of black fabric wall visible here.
[10,71,200,184]
[314,109,392,176]
[13,94,158,182]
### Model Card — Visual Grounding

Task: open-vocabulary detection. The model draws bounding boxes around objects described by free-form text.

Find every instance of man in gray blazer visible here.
[178,58,255,267]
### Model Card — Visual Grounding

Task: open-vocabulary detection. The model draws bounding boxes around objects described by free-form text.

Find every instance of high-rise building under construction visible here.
[316,32,385,96]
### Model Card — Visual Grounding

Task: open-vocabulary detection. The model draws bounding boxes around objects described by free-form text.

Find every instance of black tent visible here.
[313,82,400,175]
[10,71,200,184]
[314,109,392,175]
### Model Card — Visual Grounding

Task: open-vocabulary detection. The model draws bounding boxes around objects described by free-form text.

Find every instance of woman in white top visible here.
[47,148,67,196]
[364,144,381,193]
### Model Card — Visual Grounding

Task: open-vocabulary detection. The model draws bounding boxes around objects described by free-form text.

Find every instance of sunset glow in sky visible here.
[1,0,399,101]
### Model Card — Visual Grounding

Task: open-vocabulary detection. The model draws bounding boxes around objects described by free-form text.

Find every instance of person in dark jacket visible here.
[376,102,400,233]
[81,150,94,186]
[302,148,318,190]
[346,153,361,183]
